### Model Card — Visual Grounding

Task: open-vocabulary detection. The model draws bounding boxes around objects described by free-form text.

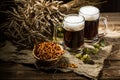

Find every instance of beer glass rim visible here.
[63,14,85,24]
[79,6,99,16]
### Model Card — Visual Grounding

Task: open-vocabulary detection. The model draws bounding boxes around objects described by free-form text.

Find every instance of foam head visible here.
[79,6,100,21]
[63,14,84,31]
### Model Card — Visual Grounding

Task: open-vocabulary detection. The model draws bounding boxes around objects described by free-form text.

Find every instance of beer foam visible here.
[63,15,84,31]
[79,6,99,21]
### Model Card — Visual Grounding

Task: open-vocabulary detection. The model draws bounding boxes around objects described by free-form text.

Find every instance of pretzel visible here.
[34,42,64,60]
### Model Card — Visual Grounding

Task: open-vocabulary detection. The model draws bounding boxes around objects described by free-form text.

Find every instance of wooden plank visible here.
[1,60,120,80]
[108,51,120,60]
[0,65,90,80]
[105,60,120,66]
[0,70,89,80]
[0,62,89,80]
[101,13,120,24]
[0,62,36,71]
[104,65,120,70]
[101,13,120,17]
[99,69,120,80]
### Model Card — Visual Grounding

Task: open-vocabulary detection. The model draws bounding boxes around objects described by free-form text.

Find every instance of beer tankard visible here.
[79,6,108,43]
[62,14,85,52]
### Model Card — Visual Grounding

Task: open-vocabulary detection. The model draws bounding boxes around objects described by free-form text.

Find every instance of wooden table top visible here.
[0,13,120,80]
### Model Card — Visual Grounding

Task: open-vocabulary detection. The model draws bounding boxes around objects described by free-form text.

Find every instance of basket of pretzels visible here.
[33,42,64,66]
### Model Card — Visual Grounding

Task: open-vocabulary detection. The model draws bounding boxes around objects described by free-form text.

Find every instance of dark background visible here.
[63,0,120,12]
[0,0,120,12]
[100,0,120,12]
[0,0,120,18]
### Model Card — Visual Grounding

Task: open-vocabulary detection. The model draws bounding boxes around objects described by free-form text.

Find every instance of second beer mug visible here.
[79,6,107,42]
[63,14,85,52]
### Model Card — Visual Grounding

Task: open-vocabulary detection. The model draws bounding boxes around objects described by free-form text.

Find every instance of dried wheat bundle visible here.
[1,0,65,49]
[0,0,103,49]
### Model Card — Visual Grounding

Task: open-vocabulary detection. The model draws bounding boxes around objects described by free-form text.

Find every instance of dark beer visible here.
[79,6,100,41]
[63,28,84,49]
[63,14,85,50]
[84,19,99,40]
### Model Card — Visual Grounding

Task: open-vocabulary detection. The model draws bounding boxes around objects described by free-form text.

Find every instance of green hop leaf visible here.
[83,48,90,54]
[92,48,99,55]
[99,39,106,47]
[81,54,91,61]
[75,53,82,59]
[93,43,100,49]
[57,27,63,32]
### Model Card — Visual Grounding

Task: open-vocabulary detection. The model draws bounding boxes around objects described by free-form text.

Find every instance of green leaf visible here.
[93,43,100,49]
[92,48,99,55]
[99,39,106,47]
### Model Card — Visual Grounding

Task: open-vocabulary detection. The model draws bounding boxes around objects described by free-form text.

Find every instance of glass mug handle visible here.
[98,17,108,38]
[53,23,63,44]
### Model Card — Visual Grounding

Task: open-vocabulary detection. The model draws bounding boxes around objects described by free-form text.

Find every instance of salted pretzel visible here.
[34,42,64,60]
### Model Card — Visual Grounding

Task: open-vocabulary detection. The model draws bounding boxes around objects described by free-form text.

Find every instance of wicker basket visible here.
[32,42,64,66]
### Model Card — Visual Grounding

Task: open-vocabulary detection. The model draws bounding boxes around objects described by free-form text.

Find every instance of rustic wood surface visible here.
[0,13,120,80]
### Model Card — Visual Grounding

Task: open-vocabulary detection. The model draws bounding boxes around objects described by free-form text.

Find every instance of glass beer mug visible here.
[79,6,108,43]
[62,14,85,52]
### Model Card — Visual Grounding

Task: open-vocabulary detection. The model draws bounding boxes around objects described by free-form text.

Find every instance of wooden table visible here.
[0,13,120,80]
